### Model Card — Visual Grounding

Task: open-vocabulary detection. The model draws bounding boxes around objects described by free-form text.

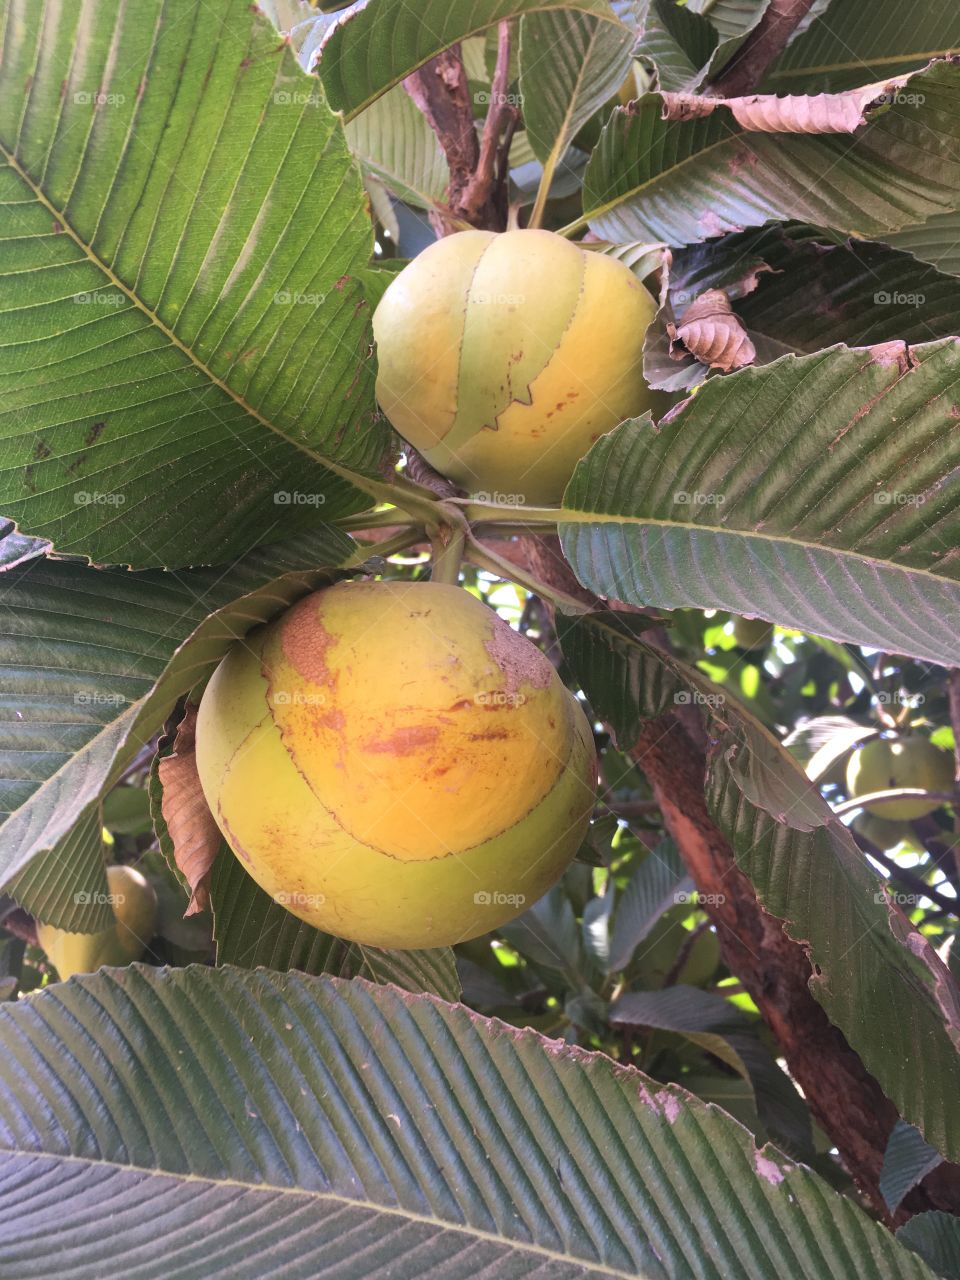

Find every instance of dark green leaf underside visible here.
[0,966,937,1279]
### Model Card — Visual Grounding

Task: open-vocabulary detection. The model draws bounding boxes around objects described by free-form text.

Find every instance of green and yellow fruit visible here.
[732,616,774,650]
[372,228,657,505]
[37,864,158,980]
[852,810,914,851]
[196,581,597,949]
[846,735,954,820]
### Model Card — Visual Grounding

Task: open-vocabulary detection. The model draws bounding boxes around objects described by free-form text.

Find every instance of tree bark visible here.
[632,713,960,1222]
[705,0,820,98]
[404,26,517,234]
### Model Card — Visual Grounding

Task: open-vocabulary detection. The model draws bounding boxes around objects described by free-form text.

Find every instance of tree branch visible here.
[475,535,960,1222]
[404,26,517,234]
[459,22,519,228]
[705,0,819,98]
[630,714,960,1223]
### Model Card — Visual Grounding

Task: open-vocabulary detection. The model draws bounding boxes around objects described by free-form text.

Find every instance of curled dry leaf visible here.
[666,289,756,372]
[157,704,221,916]
[661,73,916,134]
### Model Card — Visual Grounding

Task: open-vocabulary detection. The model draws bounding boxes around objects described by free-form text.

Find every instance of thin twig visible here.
[851,832,957,917]
[460,22,518,227]
[663,919,711,987]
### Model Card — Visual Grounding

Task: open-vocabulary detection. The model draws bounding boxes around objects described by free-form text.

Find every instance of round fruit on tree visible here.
[196,581,597,949]
[37,864,158,980]
[372,228,657,505]
[846,735,954,820]
[851,810,915,851]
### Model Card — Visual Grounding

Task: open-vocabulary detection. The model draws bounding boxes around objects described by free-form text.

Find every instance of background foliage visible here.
[2,0,960,1274]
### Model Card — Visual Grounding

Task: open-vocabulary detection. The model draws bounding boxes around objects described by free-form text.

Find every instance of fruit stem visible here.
[466,534,590,614]
[430,518,467,585]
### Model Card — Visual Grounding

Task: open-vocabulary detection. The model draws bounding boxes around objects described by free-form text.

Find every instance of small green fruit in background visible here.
[732,616,774,650]
[196,580,597,949]
[37,864,158,980]
[852,810,914,850]
[372,228,657,505]
[846,735,954,820]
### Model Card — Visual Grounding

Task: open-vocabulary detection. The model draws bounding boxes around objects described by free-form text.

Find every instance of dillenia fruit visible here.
[196,581,597,949]
[372,228,657,504]
[852,810,915,851]
[37,864,158,980]
[846,735,954,820]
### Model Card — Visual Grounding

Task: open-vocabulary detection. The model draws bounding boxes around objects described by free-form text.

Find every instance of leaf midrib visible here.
[557,508,960,588]
[0,142,369,494]
[770,50,957,82]
[577,127,735,231]
[530,14,611,211]
[0,1147,641,1278]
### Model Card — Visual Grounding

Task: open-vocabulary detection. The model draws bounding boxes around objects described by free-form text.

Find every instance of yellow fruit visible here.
[846,736,954,820]
[732,616,773,650]
[852,811,913,850]
[372,228,657,504]
[37,864,158,980]
[196,581,597,949]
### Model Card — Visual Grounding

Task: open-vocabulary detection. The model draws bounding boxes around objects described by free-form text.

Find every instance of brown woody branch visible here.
[404,24,518,233]
[631,714,960,1222]
[705,0,819,98]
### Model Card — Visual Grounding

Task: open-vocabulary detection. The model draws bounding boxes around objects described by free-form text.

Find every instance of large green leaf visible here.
[636,0,720,91]
[718,232,960,363]
[317,0,621,119]
[0,528,354,928]
[0,965,938,1278]
[0,0,385,569]
[686,0,767,43]
[210,845,461,999]
[887,212,960,277]
[3,805,111,932]
[580,61,960,245]
[769,0,960,91]
[519,8,636,186]
[609,838,692,971]
[898,1213,960,1280]
[559,339,960,668]
[881,1122,943,1214]
[646,0,772,90]
[560,612,960,1163]
[345,84,450,211]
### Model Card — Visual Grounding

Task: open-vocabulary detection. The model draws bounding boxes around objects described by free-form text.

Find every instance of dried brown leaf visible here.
[158,705,221,916]
[661,75,913,135]
[666,289,756,372]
